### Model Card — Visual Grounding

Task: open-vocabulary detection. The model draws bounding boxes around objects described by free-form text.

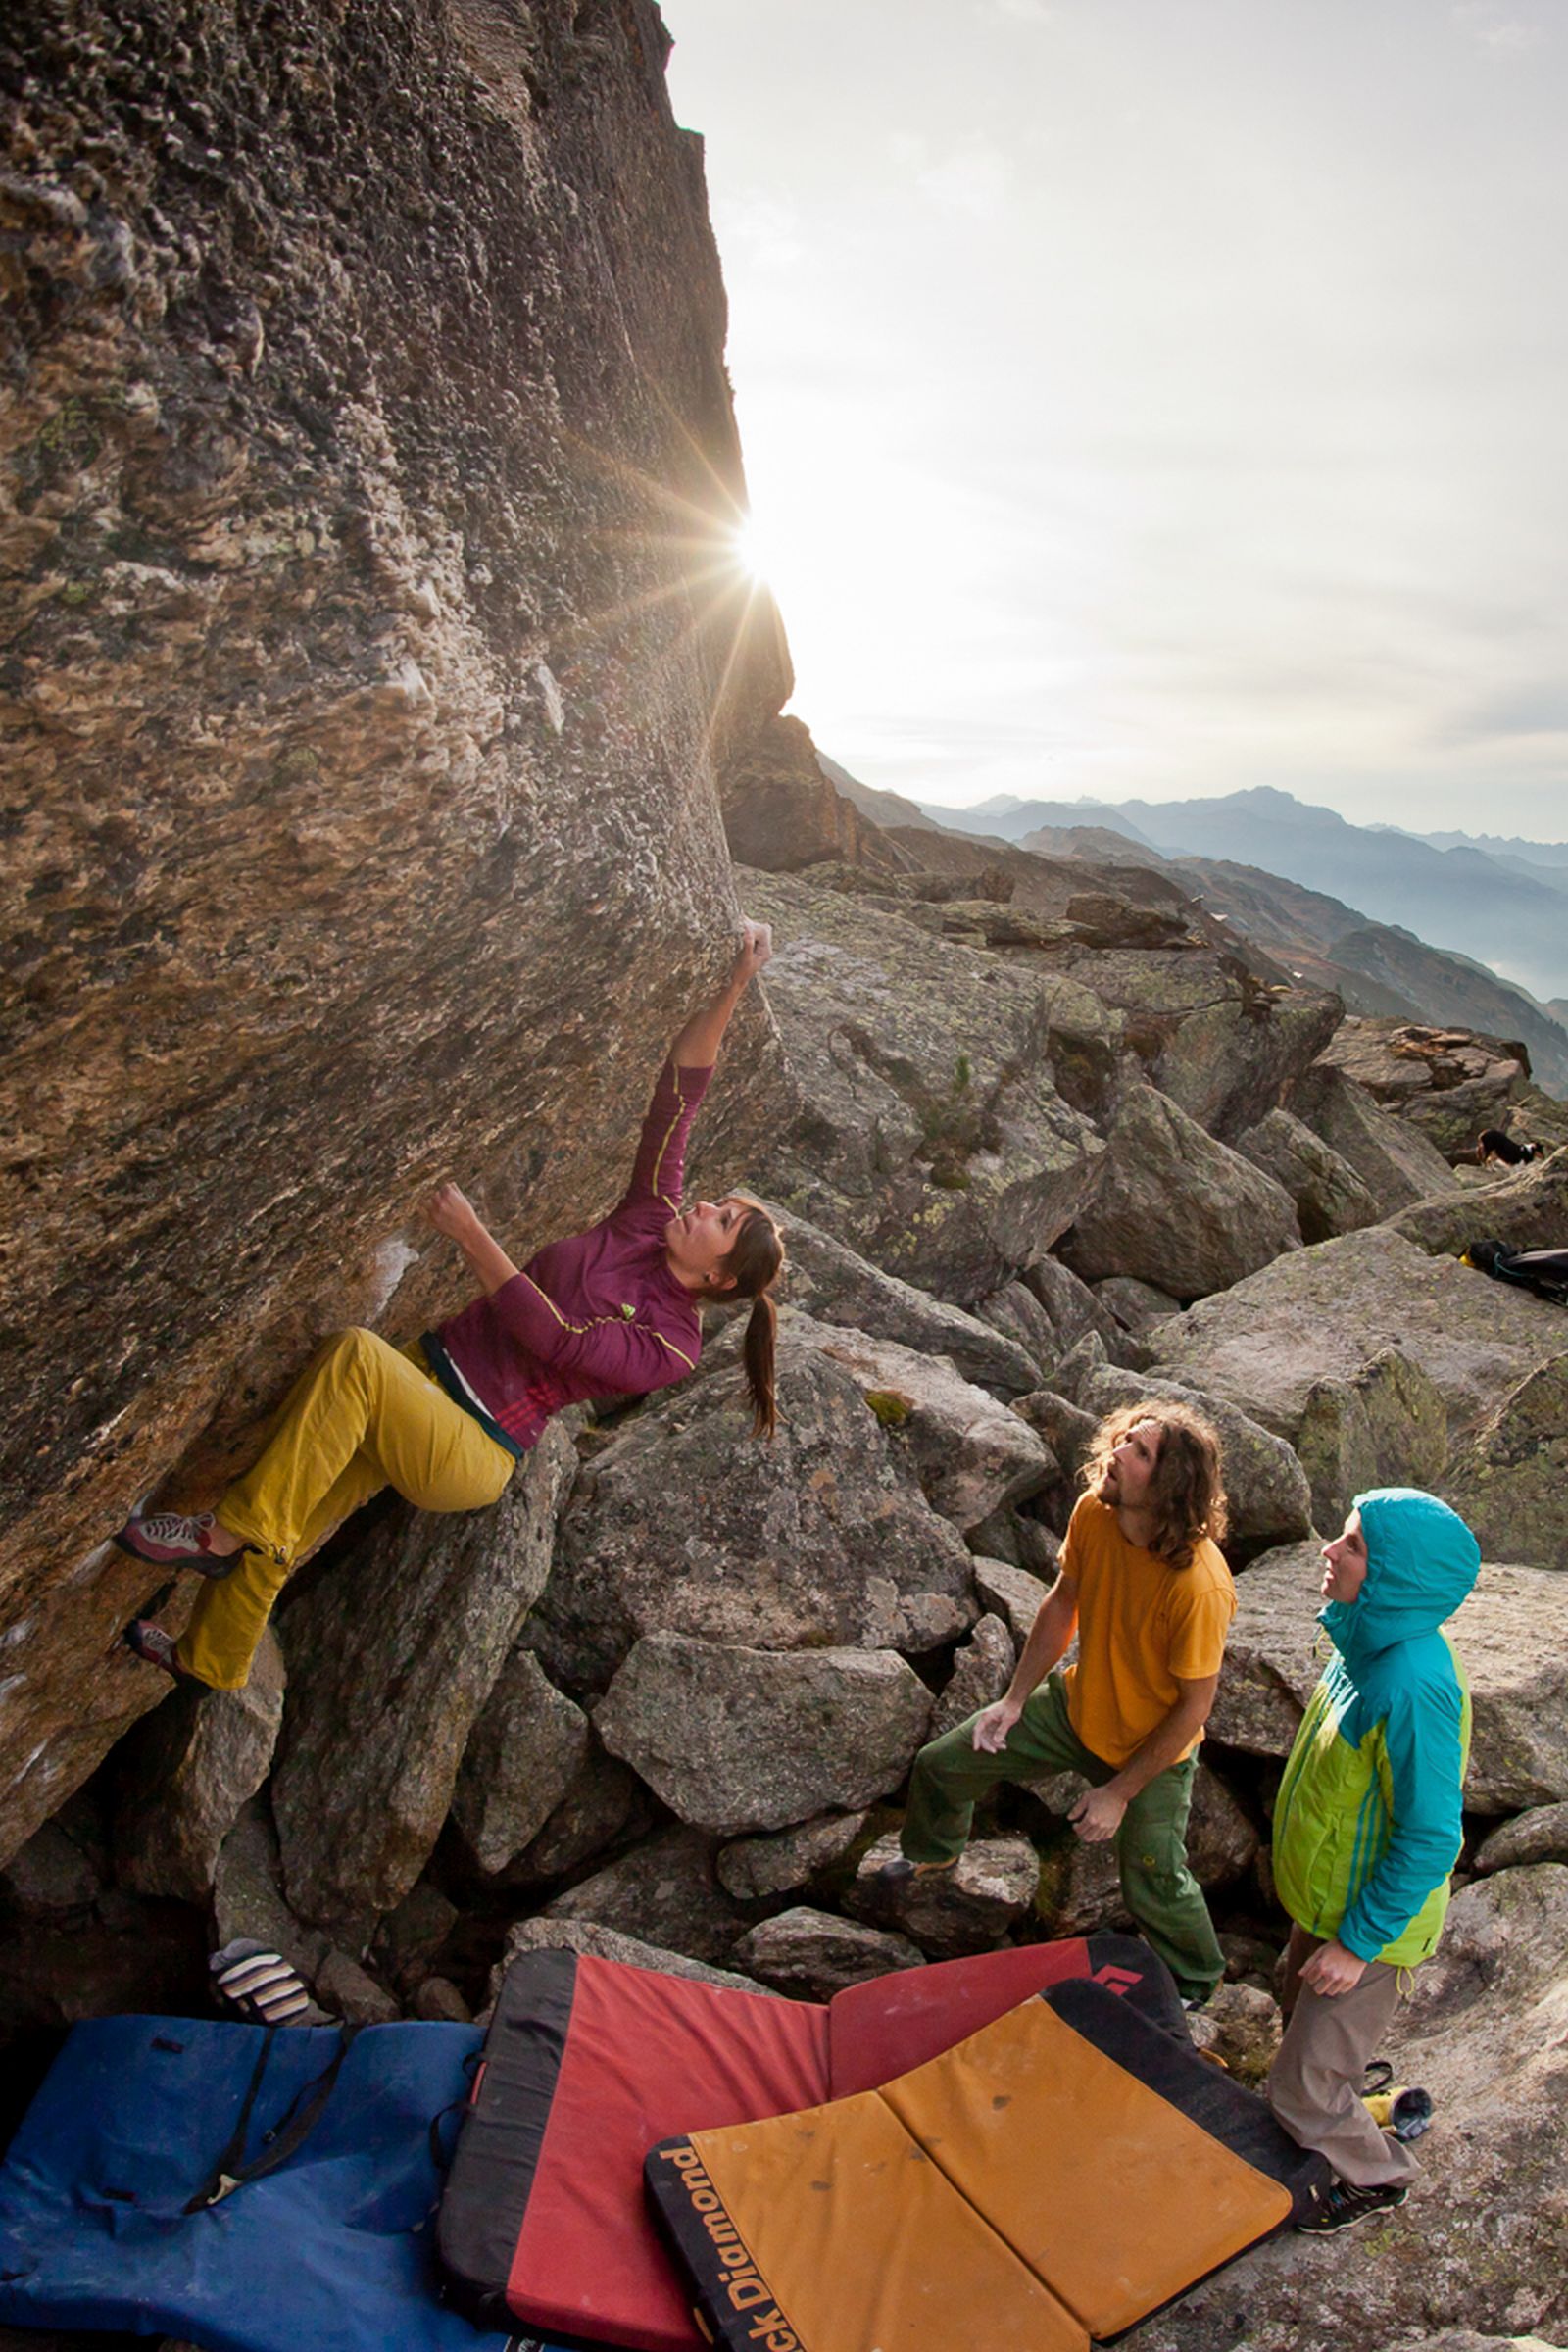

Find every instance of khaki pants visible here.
[178,1328,514,1689]
[1268,1924,1419,2188]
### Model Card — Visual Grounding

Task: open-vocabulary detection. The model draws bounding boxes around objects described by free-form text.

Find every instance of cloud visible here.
[916,145,1008,221]
[990,0,1054,20]
[710,190,805,272]
[1449,2,1544,54]
[1444,682,1568,742]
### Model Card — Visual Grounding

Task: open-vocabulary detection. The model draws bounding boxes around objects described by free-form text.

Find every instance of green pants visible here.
[902,1672,1225,2001]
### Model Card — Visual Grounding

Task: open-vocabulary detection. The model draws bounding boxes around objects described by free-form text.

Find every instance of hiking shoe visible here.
[869,1855,955,1886]
[115,1507,239,1577]
[1296,2179,1409,2234]
[122,1618,198,1683]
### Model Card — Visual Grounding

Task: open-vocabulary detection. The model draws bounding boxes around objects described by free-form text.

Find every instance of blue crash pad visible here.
[0,2012,575,2352]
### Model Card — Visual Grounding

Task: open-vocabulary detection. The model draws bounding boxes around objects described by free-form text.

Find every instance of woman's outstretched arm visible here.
[425,1182,518,1295]
[668,920,773,1069]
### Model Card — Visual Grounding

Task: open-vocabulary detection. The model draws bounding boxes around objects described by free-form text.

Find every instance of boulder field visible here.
[3,7,1567,2348]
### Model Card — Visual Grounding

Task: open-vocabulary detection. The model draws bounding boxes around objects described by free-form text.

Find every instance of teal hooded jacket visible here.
[1273,1489,1479,1968]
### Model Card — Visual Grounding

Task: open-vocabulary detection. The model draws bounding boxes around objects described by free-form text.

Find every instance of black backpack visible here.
[1462,1238,1568,1305]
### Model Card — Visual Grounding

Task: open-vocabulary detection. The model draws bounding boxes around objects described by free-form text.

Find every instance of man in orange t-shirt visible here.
[889,1402,1236,2004]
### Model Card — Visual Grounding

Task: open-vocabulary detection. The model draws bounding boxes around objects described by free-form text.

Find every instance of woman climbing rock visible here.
[117,922,783,1689]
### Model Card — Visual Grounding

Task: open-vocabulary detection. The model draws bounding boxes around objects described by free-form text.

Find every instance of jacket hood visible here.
[1321,1487,1481,1666]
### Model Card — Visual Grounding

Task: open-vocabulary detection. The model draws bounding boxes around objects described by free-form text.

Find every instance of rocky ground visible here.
[4,821,1567,2351]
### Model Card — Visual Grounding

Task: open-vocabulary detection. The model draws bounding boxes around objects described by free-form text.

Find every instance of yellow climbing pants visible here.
[177,1327,515,1690]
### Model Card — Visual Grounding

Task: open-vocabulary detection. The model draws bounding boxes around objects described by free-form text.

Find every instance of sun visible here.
[728,513,770,584]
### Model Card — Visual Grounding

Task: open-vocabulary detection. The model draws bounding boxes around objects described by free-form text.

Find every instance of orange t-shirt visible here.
[1058,1493,1236,1768]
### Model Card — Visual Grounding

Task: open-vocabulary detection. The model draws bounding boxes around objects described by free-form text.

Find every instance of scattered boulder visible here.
[534,1328,978,1692]
[975,1279,1063,1378]
[1188,1763,1263,1886]
[0,1813,104,1918]
[315,1948,400,2025]
[1315,1019,1533,1158]
[1149,1225,1568,1446]
[1011,1388,1099,1499]
[537,1825,754,1964]
[1052,1345,1314,1561]
[414,1976,471,2024]
[847,1831,1038,1958]
[1060,1083,1301,1299]
[1295,1347,1449,1534]
[802,1315,1056,1530]
[1093,1276,1183,1338]
[1473,1803,1568,1876]
[1391,1147,1568,1260]
[504,1740,650,1887]
[1287,1062,1461,1217]
[716,1811,869,1902]
[271,1421,577,1938]
[972,1560,1053,1647]
[728,1907,925,1998]
[1020,1253,1135,1364]
[373,1882,458,1995]
[1440,1354,1568,1573]
[1234,1105,1379,1243]
[113,1628,285,1904]
[740,865,1102,1305]
[210,1797,329,1983]
[450,1650,590,1877]
[964,1502,1060,1576]
[770,1200,1044,1393]
[488,1916,768,2008]
[1184,1981,1281,2088]
[931,1614,1017,1738]
[596,1636,933,1836]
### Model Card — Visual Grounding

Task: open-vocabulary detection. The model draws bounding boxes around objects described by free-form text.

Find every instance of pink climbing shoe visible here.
[122,1618,198,1682]
[114,1506,239,1577]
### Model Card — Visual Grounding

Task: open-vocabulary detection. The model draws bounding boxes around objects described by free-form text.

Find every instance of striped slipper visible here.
[210,1937,312,2026]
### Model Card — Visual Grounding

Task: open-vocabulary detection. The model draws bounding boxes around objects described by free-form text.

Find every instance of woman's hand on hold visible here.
[424,1181,480,1242]
[734,920,773,983]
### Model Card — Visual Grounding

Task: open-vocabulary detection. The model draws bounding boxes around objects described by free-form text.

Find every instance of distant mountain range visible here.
[816,763,1568,1097]
[912,786,1568,1009]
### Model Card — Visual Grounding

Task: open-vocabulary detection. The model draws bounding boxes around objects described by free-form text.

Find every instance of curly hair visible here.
[1080,1401,1228,1568]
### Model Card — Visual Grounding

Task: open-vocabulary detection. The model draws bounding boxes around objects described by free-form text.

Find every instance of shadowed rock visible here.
[1234,1105,1380,1244]
[114,1627,285,1904]
[1473,1803,1568,1876]
[1060,1083,1301,1299]
[1390,1148,1568,1260]
[536,1825,752,1965]
[716,1811,869,1902]
[451,1650,590,1878]
[931,1614,1018,1739]
[271,1421,576,1937]
[487,1916,768,2010]
[1288,1064,1461,1217]
[596,1636,933,1836]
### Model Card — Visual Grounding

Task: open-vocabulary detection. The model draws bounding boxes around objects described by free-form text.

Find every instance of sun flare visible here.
[728,513,770,583]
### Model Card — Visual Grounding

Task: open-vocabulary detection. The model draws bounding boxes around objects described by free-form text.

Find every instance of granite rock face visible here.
[1295,1346,1449,1534]
[1234,1104,1380,1244]
[450,1649,590,1879]
[739,865,1102,1305]
[596,1635,933,1836]
[1315,1019,1534,1157]
[1149,1225,1567,1446]
[728,1907,925,1997]
[536,1825,752,1966]
[1287,1064,1462,1217]
[532,1323,978,1692]
[0,0,790,1866]
[1060,1083,1301,1299]
[1390,1149,1568,1260]
[114,1626,285,1904]
[270,1419,576,1937]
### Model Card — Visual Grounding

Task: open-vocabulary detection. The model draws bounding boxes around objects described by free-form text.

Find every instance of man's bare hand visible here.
[1298,1938,1366,1998]
[423,1182,481,1242]
[1069,1785,1128,1843]
[971,1696,1023,1754]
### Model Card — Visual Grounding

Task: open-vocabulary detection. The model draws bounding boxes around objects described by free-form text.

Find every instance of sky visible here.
[663,0,1568,835]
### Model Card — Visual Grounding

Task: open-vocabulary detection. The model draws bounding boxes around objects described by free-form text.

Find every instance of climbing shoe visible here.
[1296,2179,1408,2234]
[122,1618,199,1682]
[115,1506,239,1576]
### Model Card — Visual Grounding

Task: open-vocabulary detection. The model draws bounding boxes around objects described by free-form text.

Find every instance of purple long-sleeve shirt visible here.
[422,1060,714,1454]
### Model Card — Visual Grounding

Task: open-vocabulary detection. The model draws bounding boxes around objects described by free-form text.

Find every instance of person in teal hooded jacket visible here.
[1268,1487,1480,2235]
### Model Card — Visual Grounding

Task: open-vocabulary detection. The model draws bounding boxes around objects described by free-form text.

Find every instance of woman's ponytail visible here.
[742,1291,778,1440]
[722,1204,785,1440]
